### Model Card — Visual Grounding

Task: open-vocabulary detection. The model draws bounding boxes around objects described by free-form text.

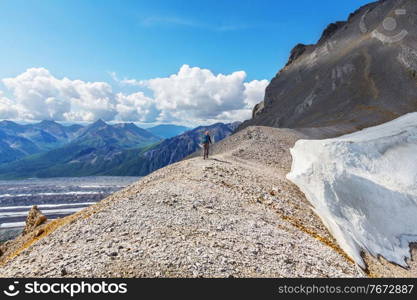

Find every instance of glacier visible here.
[287,113,417,268]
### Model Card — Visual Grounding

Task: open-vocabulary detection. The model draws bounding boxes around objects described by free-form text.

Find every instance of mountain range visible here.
[117,122,240,176]
[0,120,237,179]
[146,124,190,139]
[0,120,83,164]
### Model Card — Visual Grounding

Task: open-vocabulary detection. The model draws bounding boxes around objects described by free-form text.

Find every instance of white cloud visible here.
[244,79,269,107]
[215,109,253,123]
[143,65,247,122]
[109,71,144,87]
[0,91,19,119]
[115,92,159,122]
[138,65,268,124]
[2,68,117,122]
[0,66,268,125]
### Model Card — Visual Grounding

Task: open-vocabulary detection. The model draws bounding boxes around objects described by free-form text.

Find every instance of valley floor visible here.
[0,126,408,277]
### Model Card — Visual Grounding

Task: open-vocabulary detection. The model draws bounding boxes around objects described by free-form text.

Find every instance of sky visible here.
[0,0,372,127]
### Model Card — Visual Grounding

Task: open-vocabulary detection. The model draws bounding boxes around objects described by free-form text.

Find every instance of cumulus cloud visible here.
[2,68,118,122]
[0,66,268,125]
[244,79,270,107]
[143,65,247,122]
[0,91,19,119]
[115,92,159,122]
[119,65,269,124]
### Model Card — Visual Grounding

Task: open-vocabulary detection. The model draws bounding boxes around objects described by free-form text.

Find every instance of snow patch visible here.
[287,113,417,267]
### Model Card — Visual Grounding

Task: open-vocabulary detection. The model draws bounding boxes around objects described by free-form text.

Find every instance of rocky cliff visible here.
[240,0,417,137]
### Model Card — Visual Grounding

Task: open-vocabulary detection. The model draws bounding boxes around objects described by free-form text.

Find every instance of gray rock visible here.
[239,0,417,138]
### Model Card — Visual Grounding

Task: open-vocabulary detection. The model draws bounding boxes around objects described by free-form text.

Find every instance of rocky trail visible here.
[0,126,408,277]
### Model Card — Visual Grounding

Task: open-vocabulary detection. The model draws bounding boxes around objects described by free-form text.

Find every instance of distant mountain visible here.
[73,120,160,149]
[0,120,161,179]
[0,129,39,164]
[0,120,84,164]
[239,0,417,137]
[104,122,240,176]
[112,123,161,146]
[31,120,83,141]
[147,124,190,139]
[0,122,237,179]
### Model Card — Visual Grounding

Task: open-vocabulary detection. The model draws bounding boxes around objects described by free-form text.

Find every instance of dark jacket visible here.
[203,134,212,144]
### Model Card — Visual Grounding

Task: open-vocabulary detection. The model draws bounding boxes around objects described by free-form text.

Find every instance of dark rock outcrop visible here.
[22,206,47,236]
[318,21,347,45]
[285,43,309,67]
[239,0,417,137]
[0,206,48,262]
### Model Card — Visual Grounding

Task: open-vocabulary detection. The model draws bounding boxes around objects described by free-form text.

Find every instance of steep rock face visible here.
[241,0,417,135]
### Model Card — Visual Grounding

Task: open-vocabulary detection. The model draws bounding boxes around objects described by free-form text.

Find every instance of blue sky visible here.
[0,0,372,82]
[0,0,373,126]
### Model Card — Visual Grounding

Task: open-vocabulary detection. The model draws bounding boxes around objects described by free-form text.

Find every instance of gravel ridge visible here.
[0,126,360,278]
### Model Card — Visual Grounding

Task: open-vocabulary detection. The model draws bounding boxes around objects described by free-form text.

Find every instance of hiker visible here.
[202,131,212,159]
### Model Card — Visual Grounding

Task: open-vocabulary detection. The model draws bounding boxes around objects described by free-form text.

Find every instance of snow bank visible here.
[287,113,417,268]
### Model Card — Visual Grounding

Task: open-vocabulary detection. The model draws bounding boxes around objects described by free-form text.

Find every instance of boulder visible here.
[22,206,47,236]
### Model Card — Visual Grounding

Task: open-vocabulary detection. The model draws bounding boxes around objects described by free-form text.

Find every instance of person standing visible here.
[202,131,212,159]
